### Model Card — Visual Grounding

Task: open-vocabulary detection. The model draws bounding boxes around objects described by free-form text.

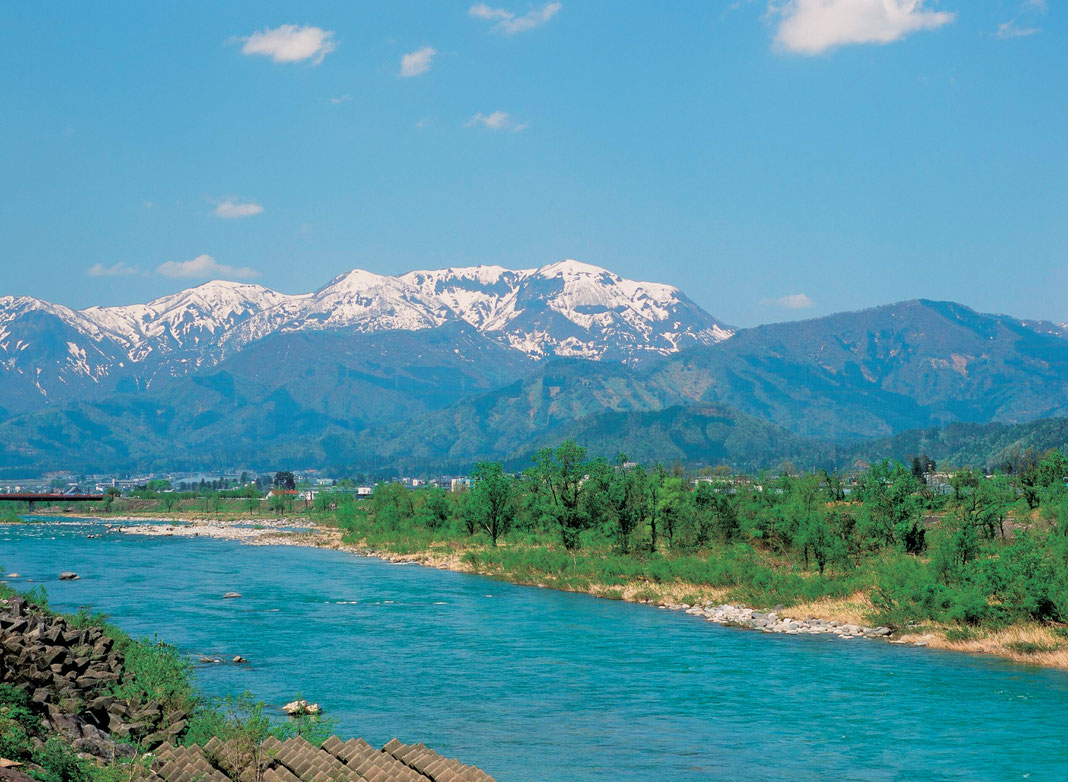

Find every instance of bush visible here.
[112,636,196,715]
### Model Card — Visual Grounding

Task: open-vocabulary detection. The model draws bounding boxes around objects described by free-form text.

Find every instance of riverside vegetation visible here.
[24,442,1068,667]
[331,444,1068,665]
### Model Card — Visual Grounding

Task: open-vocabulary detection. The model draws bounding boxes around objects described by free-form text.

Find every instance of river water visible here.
[3,519,1067,781]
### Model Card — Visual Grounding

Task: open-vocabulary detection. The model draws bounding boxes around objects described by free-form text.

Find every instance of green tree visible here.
[530,440,594,550]
[468,462,516,546]
[857,461,925,553]
[268,492,287,516]
[694,480,741,545]
[655,474,689,549]
[373,482,414,521]
[418,487,452,530]
[606,457,647,553]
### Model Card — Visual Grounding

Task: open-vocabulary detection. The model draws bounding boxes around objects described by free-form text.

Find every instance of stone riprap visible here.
[0,594,188,760]
[152,733,497,782]
[1,594,497,781]
[667,603,894,641]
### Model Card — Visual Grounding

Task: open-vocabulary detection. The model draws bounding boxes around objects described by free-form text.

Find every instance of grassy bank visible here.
[13,444,1068,670]
[308,445,1068,670]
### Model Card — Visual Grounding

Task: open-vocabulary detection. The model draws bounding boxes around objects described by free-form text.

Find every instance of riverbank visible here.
[0,588,498,782]
[97,516,1068,671]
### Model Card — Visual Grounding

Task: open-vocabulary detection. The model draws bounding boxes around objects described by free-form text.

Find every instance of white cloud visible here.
[995,20,1039,38]
[465,111,527,131]
[995,0,1046,38]
[771,0,956,55]
[468,2,562,34]
[237,24,337,64]
[330,94,352,105]
[416,117,433,128]
[400,46,436,77]
[213,200,264,219]
[761,293,814,309]
[87,262,140,277]
[156,254,259,280]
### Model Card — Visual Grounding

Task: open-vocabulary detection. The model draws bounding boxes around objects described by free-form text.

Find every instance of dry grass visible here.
[780,591,874,626]
[603,582,730,605]
[901,624,1068,668]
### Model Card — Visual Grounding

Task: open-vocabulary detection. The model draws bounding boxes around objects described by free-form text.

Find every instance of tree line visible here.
[358,441,1068,629]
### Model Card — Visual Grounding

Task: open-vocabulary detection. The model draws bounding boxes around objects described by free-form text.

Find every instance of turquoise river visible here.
[3,519,1067,781]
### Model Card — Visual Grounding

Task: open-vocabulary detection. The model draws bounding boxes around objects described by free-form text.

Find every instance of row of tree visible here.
[368,442,1067,556]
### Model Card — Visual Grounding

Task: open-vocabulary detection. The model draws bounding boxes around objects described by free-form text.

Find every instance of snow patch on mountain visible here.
[227,259,733,361]
[0,261,732,412]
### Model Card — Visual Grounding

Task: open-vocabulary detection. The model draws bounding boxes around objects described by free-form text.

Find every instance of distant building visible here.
[356,487,374,498]
[450,477,472,493]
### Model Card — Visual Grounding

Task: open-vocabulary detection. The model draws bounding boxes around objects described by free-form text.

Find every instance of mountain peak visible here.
[534,259,612,278]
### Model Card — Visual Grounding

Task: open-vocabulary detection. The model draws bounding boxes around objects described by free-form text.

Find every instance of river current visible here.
[3,519,1066,781]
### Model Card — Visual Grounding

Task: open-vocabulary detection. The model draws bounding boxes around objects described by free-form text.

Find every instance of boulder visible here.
[0,766,35,782]
[222,592,241,599]
[282,700,322,716]
[59,573,79,581]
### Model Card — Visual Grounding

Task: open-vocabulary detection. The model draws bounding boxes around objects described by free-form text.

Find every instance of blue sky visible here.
[0,1,1064,327]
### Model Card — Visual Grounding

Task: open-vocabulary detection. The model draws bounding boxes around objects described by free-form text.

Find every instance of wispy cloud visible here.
[465,111,527,131]
[213,200,263,219]
[770,0,955,55]
[761,292,814,309]
[995,20,1039,38]
[400,46,436,77]
[235,24,337,64]
[416,117,433,129]
[330,94,352,105]
[468,2,562,34]
[87,262,140,278]
[995,0,1046,38]
[156,254,259,280]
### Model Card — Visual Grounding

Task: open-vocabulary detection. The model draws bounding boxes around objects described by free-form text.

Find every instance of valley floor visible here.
[51,512,1068,673]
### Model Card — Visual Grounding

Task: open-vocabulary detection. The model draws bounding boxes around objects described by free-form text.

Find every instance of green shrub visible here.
[1006,641,1059,655]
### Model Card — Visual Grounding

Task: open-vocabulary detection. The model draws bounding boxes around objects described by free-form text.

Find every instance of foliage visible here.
[340,445,1068,637]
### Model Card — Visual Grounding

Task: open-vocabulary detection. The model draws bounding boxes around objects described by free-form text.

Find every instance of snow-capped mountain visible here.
[0,295,130,411]
[0,261,732,415]
[227,260,732,359]
[83,281,293,366]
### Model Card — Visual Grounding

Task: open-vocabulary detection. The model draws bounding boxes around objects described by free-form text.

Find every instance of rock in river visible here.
[59,572,79,581]
[222,592,241,599]
[282,699,322,716]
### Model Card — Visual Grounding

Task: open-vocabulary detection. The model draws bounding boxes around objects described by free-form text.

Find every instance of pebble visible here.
[675,603,912,645]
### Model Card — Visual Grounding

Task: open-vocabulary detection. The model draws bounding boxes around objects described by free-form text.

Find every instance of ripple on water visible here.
[1,519,1067,782]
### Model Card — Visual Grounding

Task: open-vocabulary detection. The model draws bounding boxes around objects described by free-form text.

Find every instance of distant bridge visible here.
[0,494,105,511]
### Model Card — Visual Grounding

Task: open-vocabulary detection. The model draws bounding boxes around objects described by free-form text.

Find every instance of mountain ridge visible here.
[0,260,731,416]
[1,266,1066,475]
